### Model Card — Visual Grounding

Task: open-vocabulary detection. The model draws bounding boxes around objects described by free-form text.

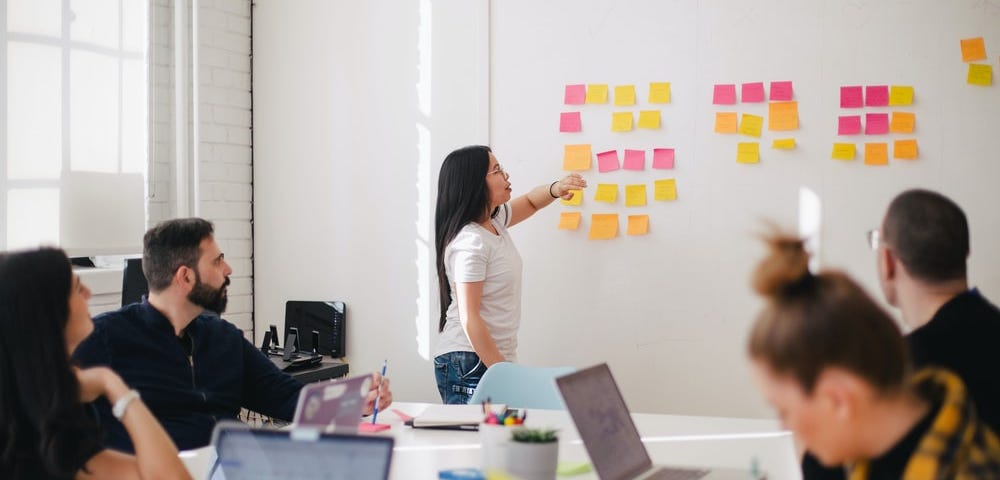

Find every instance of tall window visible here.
[2,0,148,255]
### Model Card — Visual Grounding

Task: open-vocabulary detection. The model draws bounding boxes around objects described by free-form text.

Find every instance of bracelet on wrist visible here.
[112,389,141,421]
[549,181,559,199]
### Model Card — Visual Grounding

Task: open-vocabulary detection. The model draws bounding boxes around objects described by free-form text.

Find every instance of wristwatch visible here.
[112,389,141,420]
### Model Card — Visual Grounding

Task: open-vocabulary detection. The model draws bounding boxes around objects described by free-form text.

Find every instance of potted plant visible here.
[503,428,559,480]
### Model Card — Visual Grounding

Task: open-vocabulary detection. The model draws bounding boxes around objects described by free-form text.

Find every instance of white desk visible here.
[181,402,801,479]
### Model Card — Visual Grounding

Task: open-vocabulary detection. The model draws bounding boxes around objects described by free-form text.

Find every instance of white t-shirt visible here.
[434,204,523,362]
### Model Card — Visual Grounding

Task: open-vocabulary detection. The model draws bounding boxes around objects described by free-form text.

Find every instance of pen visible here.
[371,359,387,425]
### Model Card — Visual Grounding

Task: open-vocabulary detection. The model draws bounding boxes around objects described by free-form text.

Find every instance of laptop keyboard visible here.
[647,468,710,480]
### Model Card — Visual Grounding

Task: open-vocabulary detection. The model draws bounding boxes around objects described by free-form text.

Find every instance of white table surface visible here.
[180,401,801,480]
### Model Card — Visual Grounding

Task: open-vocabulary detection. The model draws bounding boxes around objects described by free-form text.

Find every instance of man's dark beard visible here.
[188,271,230,314]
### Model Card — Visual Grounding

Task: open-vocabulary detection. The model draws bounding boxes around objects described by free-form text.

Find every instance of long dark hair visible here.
[0,248,102,478]
[435,145,496,332]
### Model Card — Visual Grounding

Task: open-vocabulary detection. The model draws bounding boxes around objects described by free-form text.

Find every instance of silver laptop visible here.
[208,421,393,480]
[292,374,371,433]
[556,364,756,480]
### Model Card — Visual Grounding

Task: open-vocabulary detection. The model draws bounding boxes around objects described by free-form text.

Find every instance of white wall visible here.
[253,0,1000,417]
[253,0,488,404]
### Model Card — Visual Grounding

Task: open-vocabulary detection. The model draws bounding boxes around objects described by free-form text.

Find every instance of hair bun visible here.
[752,232,811,298]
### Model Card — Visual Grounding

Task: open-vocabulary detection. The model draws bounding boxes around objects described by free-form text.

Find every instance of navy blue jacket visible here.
[73,301,303,452]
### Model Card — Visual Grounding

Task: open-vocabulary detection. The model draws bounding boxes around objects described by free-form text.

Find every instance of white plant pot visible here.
[503,440,558,480]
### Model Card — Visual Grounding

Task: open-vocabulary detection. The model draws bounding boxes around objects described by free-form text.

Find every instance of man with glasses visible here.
[802,189,1000,479]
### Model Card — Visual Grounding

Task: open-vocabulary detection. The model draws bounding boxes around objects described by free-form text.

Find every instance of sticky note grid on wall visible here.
[560,82,679,239]
[834,84,918,165]
[711,80,800,163]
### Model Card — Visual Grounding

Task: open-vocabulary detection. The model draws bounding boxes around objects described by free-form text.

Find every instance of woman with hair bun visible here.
[747,233,1000,479]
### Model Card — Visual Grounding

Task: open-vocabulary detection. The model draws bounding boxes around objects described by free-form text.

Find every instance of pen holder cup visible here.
[479,423,513,472]
[503,439,559,480]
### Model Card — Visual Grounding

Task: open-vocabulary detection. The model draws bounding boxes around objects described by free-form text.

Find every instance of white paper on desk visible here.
[411,404,505,427]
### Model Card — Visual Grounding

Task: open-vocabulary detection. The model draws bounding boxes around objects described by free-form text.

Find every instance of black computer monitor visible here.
[285,301,346,358]
[121,258,148,306]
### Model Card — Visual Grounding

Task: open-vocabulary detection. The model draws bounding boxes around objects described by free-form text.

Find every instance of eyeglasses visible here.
[866,229,881,251]
[487,164,509,178]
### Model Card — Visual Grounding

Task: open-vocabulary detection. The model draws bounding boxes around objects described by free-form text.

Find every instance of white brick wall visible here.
[89,0,255,339]
[197,0,253,336]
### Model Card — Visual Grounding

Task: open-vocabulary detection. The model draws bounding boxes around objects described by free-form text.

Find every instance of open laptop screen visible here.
[556,363,653,480]
[210,424,393,480]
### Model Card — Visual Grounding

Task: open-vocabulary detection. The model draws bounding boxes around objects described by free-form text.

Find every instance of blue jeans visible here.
[434,351,487,404]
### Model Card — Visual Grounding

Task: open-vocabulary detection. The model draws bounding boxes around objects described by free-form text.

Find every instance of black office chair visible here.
[121,258,148,306]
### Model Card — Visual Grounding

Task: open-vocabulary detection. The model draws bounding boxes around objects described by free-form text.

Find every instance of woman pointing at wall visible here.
[433,145,587,404]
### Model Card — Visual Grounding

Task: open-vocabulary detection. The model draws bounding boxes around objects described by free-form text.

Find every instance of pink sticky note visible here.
[596,150,620,173]
[564,84,586,105]
[741,82,765,103]
[358,422,391,433]
[559,112,581,132]
[713,84,737,104]
[865,113,889,135]
[865,85,889,107]
[623,149,645,170]
[840,86,864,108]
[769,81,794,101]
[838,115,862,135]
[652,148,675,169]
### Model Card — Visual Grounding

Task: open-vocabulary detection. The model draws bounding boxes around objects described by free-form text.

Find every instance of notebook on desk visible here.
[556,364,757,480]
[207,422,393,480]
[404,404,504,430]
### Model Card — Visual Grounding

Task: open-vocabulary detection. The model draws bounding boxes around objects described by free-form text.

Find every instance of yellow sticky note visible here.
[889,86,914,106]
[649,82,671,103]
[586,84,608,104]
[772,138,796,149]
[961,37,987,62]
[560,189,583,206]
[654,179,677,201]
[738,114,763,137]
[627,215,649,236]
[714,112,738,133]
[894,139,919,160]
[637,110,661,129]
[968,64,993,86]
[558,212,582,230]
[736,142,760,164]
[768,102,799,131]
[594,184,618,203]
[889,112,915,134]
[611,112,634,132]
[589,214,618,240]
[562,144,592,171]
[614,85,636,106]
[865,143,888,166]
[832,143,855,160]
[625,184,647,207]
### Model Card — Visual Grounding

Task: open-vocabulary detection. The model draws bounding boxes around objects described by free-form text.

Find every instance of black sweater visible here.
[73,300,303,452]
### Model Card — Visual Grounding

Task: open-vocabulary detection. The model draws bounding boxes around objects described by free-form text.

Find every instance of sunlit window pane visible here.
[6,188,60,249]
[7,0,61,37]
[121,59,147,174]
[7,42,62,180]
[121,0,147,52]
[70,0,119,49]
[71,51,119,173]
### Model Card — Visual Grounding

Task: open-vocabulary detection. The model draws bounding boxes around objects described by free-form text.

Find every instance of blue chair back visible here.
[468,362,575,410]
